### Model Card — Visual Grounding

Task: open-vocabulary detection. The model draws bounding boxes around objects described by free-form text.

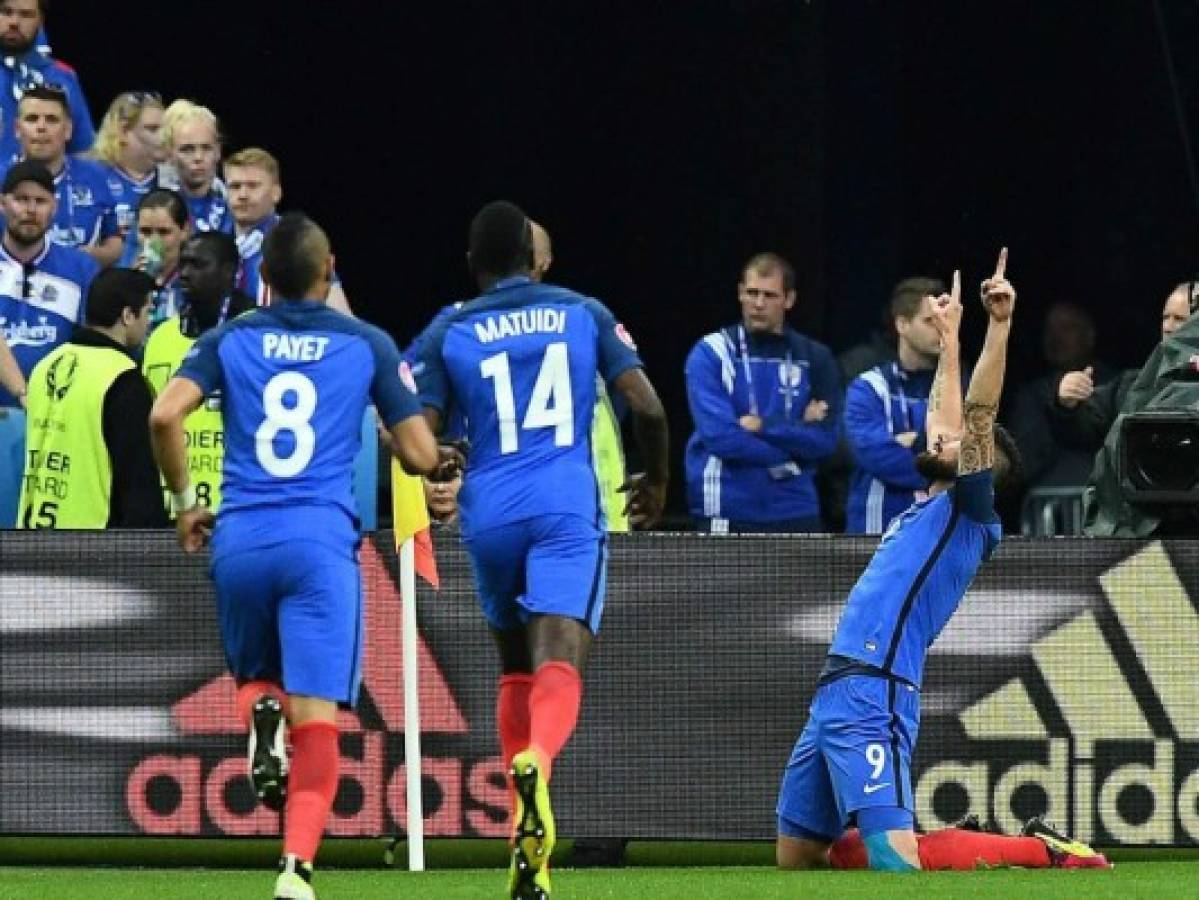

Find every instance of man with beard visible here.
[844,277,946,534]
[142,231,254,514]
[776,250,1109,873]
[0,0,94,161]
[0,159,97,406]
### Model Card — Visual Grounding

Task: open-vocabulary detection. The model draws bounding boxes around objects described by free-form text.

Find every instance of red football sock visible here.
[497,673,533,820]
[283,721,340,864]
[828,828,868,870]
[917,828,1051,870]
[526,661,583,780]
[235,680,289,731]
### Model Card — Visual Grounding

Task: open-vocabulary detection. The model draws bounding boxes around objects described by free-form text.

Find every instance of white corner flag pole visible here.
[399,537,426,871]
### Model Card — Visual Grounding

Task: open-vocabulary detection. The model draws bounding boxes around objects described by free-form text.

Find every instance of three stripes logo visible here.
[914,542,1199,844]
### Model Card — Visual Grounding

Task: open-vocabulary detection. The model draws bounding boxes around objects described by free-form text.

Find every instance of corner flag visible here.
[391,458,439,588]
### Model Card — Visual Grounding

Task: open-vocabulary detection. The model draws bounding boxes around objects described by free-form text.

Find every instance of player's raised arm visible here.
[612,367,670,528]
[925,270,963,451]
[960,248,1015,476]
[149,375,212,551]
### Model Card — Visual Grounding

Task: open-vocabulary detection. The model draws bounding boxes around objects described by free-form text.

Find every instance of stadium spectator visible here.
[1051,282,1193,440]
[89,91,166,242]
[18,267,165,528]
[142,231,253,514]
[684,252,841,532]
[2,84,121,265]
[158,100,232,234]
[1009,300,1115,492]
[0,159,98,406]
[225,147,352,315]
[844,276,945,534]
[416,201,669,899]
[129,189,190,327]
[778,252,1109,873]
[0,326,23,404]
[0,0,94,161]
[149,213,446,900]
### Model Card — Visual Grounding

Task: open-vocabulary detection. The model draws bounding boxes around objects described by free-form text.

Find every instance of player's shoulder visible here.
[851,364,892,397]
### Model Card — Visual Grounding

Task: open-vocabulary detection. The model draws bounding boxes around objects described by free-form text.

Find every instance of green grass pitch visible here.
[1,863,1196,899]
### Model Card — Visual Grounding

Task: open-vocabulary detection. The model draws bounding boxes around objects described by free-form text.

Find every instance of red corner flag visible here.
[391,458,438,589]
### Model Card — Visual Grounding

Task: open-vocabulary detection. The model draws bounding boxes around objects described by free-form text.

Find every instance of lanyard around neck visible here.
[738,326,793,420]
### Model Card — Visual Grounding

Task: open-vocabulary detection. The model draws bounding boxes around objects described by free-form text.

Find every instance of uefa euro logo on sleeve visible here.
[398,360,418,394]
[46,351,77,401]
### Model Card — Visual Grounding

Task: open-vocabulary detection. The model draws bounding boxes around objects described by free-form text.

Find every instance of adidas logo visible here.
[914,541,1199,845]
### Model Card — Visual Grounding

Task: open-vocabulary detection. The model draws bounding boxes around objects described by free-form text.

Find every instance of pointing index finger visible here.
[951,269,961,303]
[994,246,1008,280]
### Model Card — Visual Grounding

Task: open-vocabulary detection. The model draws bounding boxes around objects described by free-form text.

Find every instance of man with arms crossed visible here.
[776,250,1111,872]
[150,213,451,900]
[417,201,669,899]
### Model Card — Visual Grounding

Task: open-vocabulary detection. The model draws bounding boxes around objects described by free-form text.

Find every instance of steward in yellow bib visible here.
[19,268,167,528]
[142,232,254,515]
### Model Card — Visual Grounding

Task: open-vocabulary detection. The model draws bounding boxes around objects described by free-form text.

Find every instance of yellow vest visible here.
[591,377,628,533]
[19,343,133,528]
[143,316,225,513]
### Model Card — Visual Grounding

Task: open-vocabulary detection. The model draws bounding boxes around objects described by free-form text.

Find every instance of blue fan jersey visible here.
[827,470,1002,687]
[176,300,422,523]
[103,163,157,241]
[417,276,641,535]
[236,215,338,306]
[0,239,98,406]
[156,167,233,234]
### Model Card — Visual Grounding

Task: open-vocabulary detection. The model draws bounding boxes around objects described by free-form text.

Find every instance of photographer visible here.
[1083,282,1199,536]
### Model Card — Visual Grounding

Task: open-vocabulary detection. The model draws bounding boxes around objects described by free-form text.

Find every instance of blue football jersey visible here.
[103,163,157,241]
[0,156,119,252]
[156,166,233,235]
[186,185,233,235]
[827,470,1002,687]
[418,276,641,534]
[176,300,422,522]
[0,239,98,405]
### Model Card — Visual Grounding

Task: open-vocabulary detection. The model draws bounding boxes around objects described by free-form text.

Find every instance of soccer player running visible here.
[150,213,452,900]
[776,249,1112,873]
[417,201,669,900]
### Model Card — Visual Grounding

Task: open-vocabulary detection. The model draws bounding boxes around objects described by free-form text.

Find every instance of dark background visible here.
[55,1,1199,515]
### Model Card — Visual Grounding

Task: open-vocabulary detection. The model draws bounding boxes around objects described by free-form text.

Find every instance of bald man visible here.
[150,212,453,900]
[531,220,552,280]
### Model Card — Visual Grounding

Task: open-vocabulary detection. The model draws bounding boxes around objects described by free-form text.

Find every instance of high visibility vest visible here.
[19,342,133,528]
[143,315,226,513]
[592,378,628,533]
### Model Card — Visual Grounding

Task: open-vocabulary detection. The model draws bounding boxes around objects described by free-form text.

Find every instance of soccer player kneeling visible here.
[775,250,1111,873]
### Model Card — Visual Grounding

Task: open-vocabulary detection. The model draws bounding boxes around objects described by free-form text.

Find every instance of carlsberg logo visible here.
[915,542,1199,844]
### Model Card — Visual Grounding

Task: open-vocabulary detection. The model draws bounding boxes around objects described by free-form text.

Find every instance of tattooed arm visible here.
[926,270,963,450]
[960,248,1015,476]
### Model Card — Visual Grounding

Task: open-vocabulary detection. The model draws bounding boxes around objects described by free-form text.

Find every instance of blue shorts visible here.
[463,514,607,633]
[776,675,919,842]
[210,510,364,706]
